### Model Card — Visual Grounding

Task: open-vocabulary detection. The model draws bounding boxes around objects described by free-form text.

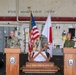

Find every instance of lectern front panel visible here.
[4,48,20,75]
[64,48,76,75]
[6,54,19,75]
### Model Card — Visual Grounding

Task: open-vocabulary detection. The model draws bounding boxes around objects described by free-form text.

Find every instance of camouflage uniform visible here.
[7,37,19,48]
[64,40,75,48]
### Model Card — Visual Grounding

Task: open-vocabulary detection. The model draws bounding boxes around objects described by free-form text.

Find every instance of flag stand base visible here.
[21,61,59,73]
[21,51,59,73]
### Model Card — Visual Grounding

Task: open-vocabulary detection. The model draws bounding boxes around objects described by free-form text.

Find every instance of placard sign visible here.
[9,57,16,64]
[68,59,74,66]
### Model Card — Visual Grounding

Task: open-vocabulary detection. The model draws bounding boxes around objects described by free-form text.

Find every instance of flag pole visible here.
[28,7,32,59]
[28,7,32,27]
[28,7,35,59]
[28,7,40,51]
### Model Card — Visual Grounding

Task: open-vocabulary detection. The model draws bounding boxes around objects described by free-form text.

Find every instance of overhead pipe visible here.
[16,0,19,22]
[16,0,30,23]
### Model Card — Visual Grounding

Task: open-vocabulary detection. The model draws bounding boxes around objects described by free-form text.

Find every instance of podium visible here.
[63,48,76,75]
[4,48,20,75]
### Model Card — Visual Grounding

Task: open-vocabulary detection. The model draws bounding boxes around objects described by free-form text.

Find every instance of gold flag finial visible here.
[28,7,31,12]
[28,7,31,9]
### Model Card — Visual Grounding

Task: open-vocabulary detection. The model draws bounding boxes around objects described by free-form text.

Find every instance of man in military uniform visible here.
[7,30,20,48]
[64,32,75,48]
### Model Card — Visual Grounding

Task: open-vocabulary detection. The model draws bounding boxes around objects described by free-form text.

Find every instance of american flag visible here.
[31,15,40,40]
[28,13,40,57]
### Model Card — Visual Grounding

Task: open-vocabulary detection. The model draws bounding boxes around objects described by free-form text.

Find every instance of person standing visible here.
[7,30,20,48]
[64,32,75,48]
